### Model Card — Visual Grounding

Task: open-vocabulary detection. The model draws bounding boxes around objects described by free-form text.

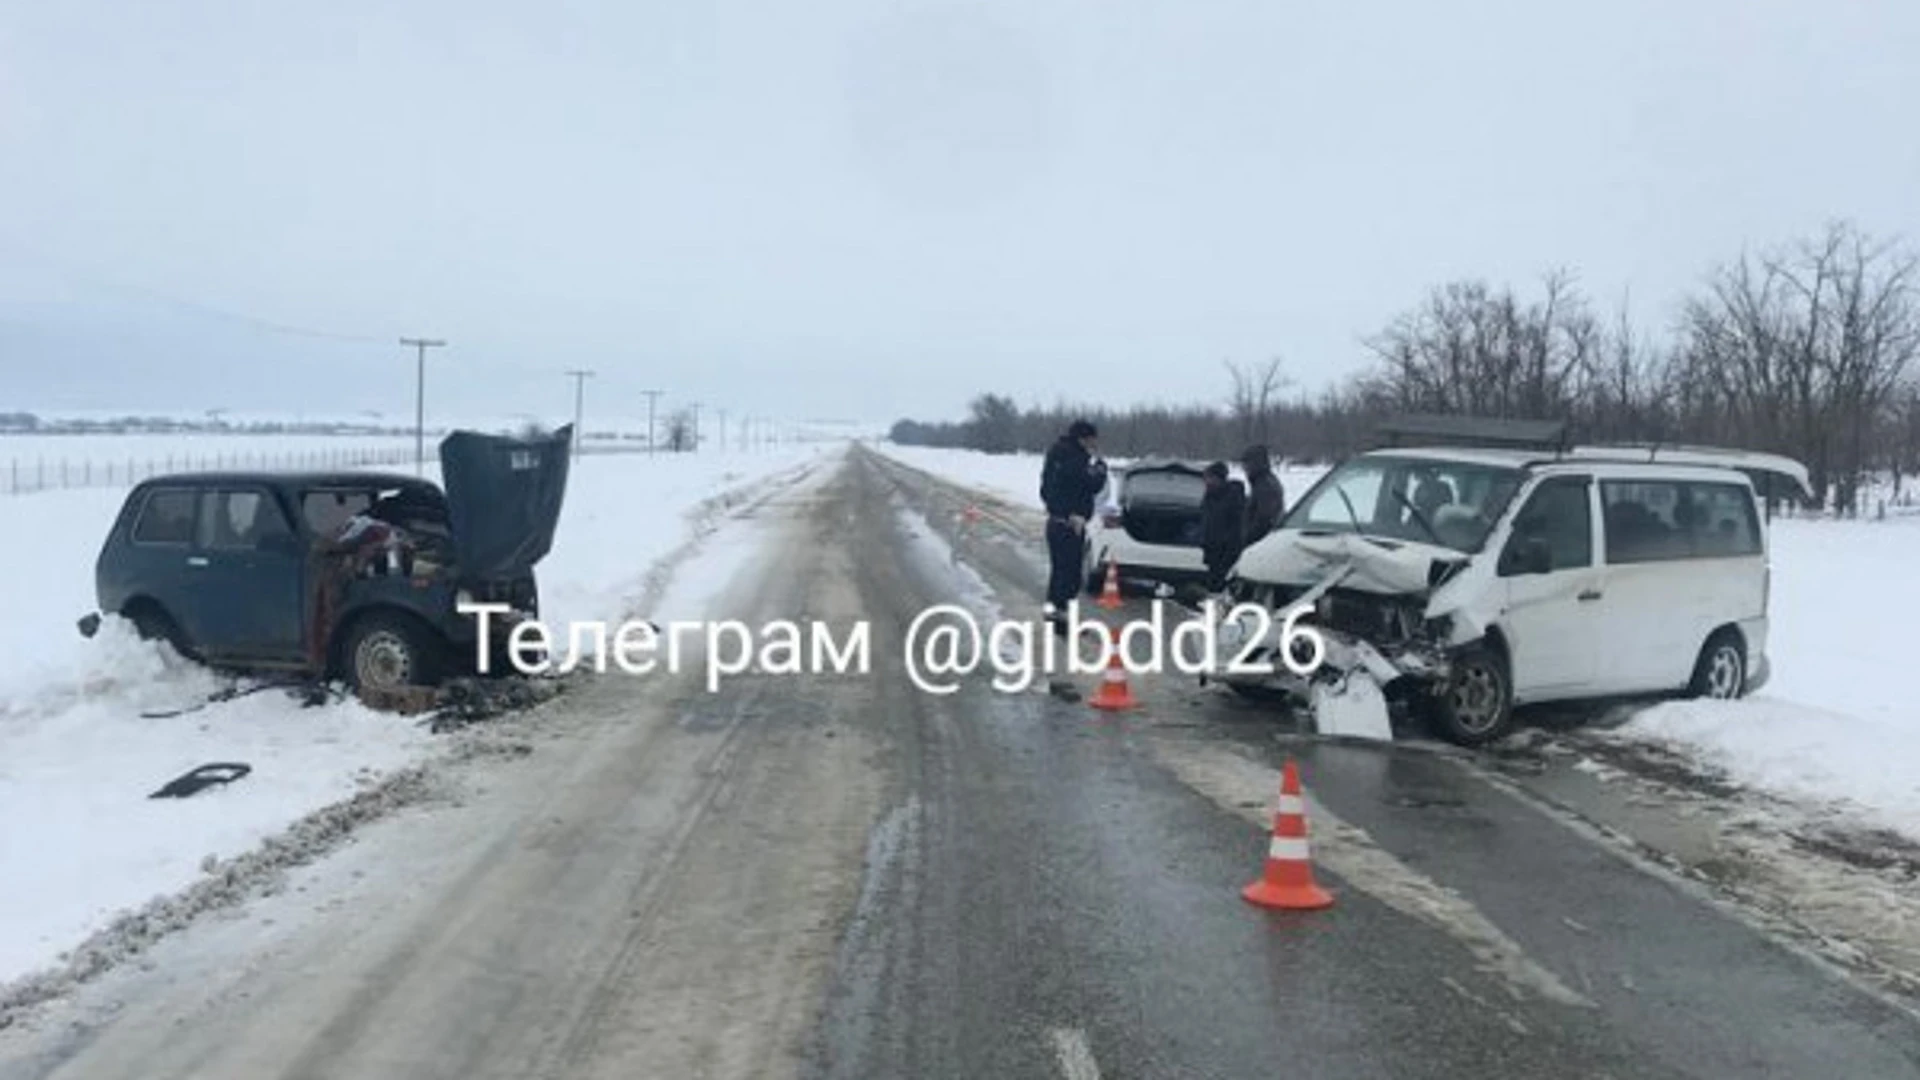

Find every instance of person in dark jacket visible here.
[1241,444,1285,547]
[1200,462,1247,592]
[1039,419,1108,630]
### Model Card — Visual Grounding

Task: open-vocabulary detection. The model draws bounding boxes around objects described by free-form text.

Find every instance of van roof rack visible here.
[1375,414,1569,451]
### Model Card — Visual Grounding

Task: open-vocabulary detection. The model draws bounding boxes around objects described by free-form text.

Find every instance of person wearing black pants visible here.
[1039,419,1108,633]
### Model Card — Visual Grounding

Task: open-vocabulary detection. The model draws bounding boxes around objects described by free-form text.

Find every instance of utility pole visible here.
[717,409,728,454]
[640,389,664,456]
[565,369,595,458]
[690,402,703,453]
[400,337,447,474]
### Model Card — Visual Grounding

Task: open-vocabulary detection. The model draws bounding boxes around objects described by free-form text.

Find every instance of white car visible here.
[1213,441,1810,746]
[1081,458,1212,594]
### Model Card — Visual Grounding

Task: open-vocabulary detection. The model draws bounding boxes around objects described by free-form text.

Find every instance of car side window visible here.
[132,488,198,545]
[303,490,372,536]
[198,490,293,551]
[1500,477,1591,575]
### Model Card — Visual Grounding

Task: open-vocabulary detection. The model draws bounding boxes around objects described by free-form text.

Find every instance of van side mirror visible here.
[1501,535,1554,576]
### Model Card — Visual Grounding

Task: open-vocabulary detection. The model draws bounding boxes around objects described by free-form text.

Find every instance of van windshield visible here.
[1284,457,1522,553]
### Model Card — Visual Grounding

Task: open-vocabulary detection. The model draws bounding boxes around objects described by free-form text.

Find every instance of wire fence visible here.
[1,442,665,497]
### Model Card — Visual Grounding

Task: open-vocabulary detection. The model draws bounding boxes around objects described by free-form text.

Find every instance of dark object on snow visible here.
[77,612,102,639]
[1047,679,1083,703]
[427,675,566,732]
[90,425,569,696]
[140,679,322,719]
[149,762,251,799]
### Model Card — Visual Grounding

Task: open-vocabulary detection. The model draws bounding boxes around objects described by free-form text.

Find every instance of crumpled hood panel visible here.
[1235,531,1464,595]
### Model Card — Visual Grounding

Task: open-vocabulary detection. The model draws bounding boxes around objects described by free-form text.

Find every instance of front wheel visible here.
[340,613,443,692]
[1428,644,1514,746]
[1688,630,1746,700]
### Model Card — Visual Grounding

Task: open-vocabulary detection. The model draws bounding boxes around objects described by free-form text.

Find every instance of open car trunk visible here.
[1119,463,1207,547]
[438,425,574,581]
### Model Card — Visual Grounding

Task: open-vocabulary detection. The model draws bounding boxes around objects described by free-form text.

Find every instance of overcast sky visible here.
[2,0,1917,428]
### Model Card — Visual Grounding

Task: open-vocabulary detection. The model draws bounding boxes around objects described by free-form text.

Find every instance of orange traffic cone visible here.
[1096,556,1123,610]
[1242,759,1334,911]
[1087,626,1139,711]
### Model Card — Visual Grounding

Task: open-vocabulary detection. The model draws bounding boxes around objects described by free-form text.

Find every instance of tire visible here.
[125,603,194,660]
[1688,629,1746,701]
[1228,682,1291,705]
[340,612,443,692]
[1429,643,1514,747]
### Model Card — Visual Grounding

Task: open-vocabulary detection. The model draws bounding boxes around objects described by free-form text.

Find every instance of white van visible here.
[1213,443,1810,746]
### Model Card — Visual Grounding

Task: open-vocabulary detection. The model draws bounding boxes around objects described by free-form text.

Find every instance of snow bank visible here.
[1616,516,1920,841]
[0,444,832,987]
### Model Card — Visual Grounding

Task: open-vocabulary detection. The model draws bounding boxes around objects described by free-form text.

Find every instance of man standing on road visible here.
[1241,444,1285,548]
[1039,419,1108,635]
[1200,462,1247,594]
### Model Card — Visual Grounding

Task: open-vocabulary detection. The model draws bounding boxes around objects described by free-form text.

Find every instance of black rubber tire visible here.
[1429,644,1514,747]
[340,612,443,692]
[1227,682,1291,705]
[1688,629,1747,700]
[125,603,195,660]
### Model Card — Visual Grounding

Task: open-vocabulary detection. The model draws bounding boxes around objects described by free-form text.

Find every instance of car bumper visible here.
[1211,607,1448,695]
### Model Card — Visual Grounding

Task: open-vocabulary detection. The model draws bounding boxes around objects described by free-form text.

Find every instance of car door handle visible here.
[1577,588,1602,602]
[186,556,209,568]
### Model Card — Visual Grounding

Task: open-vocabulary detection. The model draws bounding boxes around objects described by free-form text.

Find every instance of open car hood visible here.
[438,426,573,580]
[1236,530,1466,596]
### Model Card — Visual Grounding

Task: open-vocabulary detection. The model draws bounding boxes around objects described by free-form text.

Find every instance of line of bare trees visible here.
[889,223,1920,514]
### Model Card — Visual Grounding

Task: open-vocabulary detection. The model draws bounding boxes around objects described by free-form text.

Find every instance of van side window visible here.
[1684,483,1763,557]
[198,490,293,551]
[1501,477,1591,574]
[132,489,197,545]
[1602,481,1761,562]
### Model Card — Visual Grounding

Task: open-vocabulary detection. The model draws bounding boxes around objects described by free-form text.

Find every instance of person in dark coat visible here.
[1241,444,1285,547]
[1200,462,1248,593]
[1039,419,1108,630]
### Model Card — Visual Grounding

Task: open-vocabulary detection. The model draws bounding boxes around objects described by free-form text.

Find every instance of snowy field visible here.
[0,441,831,987]
[874,442,1920,846]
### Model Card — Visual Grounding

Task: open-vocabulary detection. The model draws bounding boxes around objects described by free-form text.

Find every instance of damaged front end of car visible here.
[1211,531,1492,736]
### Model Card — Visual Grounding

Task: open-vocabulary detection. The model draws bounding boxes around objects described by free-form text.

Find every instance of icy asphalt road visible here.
[4,445,1918,1079]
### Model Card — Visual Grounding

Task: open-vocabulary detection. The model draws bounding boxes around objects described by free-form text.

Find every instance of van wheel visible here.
[1430,644,1513,746]
[342,613,442,692]
[1689,630,1746,700]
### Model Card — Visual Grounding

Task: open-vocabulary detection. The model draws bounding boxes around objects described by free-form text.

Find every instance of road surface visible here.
[3,445,1916,1080]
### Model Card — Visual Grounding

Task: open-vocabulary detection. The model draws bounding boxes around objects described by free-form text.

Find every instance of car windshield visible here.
[1283,456,1522,553]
